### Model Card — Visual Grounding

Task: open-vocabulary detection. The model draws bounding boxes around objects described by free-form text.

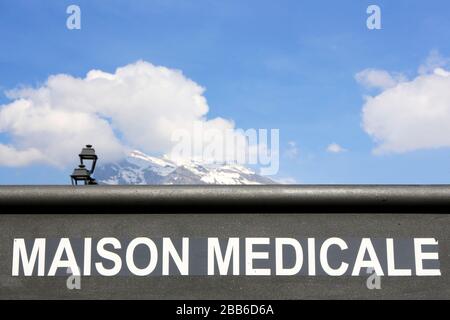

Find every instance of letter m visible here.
[12,238,46,276]
[208,238,239,275]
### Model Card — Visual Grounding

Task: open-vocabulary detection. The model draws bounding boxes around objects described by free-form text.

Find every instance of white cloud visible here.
[284,141,299,159]
[359,55,450,154]
[355,69,406,90]
[0,61,248,167]
[276,177,298,184]
[418,49,450,75]
[326,143,347,153]
[0,144,46,167]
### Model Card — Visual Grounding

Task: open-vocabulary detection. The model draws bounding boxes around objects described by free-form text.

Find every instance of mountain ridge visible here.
[95,150,275,185]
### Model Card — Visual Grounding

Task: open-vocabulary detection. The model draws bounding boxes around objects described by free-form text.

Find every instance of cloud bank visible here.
[355,69,406,90]
[357,53,450,154]
[0,61,240,167]
[326,143,347,153]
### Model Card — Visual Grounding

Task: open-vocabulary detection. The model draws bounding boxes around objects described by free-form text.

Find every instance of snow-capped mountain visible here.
[95,150,275,185]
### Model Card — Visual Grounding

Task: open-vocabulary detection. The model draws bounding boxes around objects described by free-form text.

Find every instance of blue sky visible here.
[1,0,450,184]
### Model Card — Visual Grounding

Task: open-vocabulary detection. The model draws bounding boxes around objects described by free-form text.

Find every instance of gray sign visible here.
[0,186,449,299]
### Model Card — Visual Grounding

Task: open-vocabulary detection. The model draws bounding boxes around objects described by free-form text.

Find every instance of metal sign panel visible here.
[0,186,449,299]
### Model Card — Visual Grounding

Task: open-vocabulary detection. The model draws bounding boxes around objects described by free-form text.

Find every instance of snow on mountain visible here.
[95,150,275,185]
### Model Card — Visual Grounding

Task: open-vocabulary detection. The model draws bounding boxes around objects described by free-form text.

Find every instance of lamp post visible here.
[70,164,96,185]
[79,144,98,174]
[70,145,98,185]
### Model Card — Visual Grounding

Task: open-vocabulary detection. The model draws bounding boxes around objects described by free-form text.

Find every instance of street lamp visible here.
[79,144,98,174]
[70,145,99,185]
[70,164,96,185]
